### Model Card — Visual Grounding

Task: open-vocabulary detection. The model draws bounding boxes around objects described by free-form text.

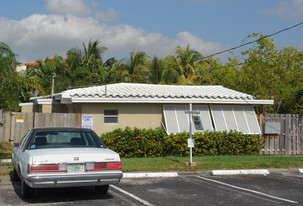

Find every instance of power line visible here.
[210,50,303,70]
[203,21,303,59]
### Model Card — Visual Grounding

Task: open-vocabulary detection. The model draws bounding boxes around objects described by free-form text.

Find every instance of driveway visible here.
[0,169,302,205]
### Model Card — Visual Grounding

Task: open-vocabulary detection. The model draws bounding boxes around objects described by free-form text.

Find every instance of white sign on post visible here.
[185,104,199,164]
[82,115,93,130]
[188,138,194,148]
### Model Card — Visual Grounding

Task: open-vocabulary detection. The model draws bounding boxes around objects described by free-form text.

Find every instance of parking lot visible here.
[1,169,303,206]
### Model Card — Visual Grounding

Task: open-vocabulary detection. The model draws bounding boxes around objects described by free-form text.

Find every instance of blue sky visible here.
[0,0,302,63]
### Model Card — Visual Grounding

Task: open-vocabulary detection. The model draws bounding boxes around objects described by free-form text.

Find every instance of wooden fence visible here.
[1,110,303,155]
[259,114,303,155]
[0,110,82,143]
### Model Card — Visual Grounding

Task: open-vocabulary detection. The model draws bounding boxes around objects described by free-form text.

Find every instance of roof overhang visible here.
[63,97,274,105]
[25,84,275,106]
[19,102,34,107]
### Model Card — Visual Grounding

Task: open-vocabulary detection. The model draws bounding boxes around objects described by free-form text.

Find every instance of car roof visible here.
[30,127,92,132]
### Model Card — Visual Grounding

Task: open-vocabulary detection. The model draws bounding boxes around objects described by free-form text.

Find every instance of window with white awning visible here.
[163,105,260,135]
[163,105,213,134]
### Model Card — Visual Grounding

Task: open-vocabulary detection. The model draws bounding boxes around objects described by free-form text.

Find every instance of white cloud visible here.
[267,0,303,18]
[45,0,91,16]
[95,8,119,22]
[0,14,226,63]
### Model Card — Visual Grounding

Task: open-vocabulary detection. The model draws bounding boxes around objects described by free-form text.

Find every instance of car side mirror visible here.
[14,143,20,147]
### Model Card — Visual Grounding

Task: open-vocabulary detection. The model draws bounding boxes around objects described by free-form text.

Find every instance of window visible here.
[19,131,31,151]
[163,105,213,134]
[210,105,260,134]
[29,131,106,149]
[104,110,119,124]
[163,105,261,135]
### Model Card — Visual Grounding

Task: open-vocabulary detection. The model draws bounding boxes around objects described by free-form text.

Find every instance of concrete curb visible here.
[297,169,303,173]
[211,169,270,176]
[123,172,179,178]
[0,159,12,163]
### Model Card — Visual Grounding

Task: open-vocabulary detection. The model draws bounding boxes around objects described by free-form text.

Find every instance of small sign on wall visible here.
[82,115,93,130]
[264,122,280,134]
[16,117,24,123]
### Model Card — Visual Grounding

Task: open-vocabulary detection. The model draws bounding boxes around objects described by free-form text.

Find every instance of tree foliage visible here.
[1,35,303,113]
[0,42,41,111]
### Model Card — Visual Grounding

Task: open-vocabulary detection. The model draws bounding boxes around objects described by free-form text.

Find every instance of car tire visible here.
[12,168,21,182]
[95,185,109,194]
[21,179,34,198]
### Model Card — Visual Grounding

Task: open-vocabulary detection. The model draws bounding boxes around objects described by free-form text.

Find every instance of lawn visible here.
[1,143,303,175]
[121,155,303,172]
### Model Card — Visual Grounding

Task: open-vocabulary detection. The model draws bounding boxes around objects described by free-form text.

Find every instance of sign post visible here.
[185,103,199,166]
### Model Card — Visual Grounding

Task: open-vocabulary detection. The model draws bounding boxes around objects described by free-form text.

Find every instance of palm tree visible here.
[148,56,165,84]
[117,51,149,83]
[82,40,107,73]
[26,59,54,95]
[165,45,203,84]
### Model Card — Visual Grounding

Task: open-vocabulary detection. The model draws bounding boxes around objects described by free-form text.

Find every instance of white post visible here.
[189,103,192,163]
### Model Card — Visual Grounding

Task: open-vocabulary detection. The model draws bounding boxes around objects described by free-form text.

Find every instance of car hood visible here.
[27,148,120,165]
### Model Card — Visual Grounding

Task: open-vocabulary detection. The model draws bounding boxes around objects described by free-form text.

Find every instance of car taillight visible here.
[28,163,67,173]
[86,162,122,171]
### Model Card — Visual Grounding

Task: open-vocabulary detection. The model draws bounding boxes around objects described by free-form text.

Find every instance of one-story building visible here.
[20,83,273,135]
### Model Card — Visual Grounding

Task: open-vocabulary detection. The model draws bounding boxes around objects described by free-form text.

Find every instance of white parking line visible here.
[110,185,155,206]
[194,175,298,204]
[110,190,141,206]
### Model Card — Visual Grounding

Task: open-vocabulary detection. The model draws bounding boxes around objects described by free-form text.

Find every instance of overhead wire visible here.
[202,21,303,59]
[32,22,303,88]
[208,50,303,71]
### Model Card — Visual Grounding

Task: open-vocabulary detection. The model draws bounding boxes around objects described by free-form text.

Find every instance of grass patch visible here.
[0,162,13,176]
[121,155,303,172]
[0,143,13,159]
[0,168,12,176]
[0,143,13,176]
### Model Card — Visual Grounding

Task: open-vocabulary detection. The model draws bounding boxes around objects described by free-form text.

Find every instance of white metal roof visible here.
[31,83,274,105]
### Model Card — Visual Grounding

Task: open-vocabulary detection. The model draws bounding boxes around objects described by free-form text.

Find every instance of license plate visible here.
[68,164,85,173]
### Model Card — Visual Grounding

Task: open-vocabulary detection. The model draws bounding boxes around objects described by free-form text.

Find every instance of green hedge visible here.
[100,127,265,158]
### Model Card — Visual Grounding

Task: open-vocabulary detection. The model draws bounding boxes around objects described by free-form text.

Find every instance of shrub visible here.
[101,128,265,158]
[101,127,167,158]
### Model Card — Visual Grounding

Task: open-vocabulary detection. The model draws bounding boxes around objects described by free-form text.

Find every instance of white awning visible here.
[210,105,260,134]
[163,105,261,134]
[163,105,214,134]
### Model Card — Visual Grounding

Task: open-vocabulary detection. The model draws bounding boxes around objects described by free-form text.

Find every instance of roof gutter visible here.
[67,97,274,105]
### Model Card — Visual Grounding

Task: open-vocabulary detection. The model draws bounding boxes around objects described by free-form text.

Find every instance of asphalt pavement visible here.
[1,168,303,206]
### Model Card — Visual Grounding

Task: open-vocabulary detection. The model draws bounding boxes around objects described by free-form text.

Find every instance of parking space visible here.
[1,170,303,205]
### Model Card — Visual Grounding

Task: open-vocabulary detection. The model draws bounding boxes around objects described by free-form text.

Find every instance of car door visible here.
[13,131,31,172]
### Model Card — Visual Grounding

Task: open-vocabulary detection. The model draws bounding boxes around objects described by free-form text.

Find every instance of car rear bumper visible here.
[25,171,123,188]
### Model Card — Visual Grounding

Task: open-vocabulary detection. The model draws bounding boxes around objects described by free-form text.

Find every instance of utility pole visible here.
[51,75,56,96]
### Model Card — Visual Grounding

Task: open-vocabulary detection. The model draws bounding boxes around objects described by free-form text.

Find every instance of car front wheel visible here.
[21,179,34,198]
[95,185,109,194]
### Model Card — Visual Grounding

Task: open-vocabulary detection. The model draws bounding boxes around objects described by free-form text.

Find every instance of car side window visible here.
[19,131,31,150]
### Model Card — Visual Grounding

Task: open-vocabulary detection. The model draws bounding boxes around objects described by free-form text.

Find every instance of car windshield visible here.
[29,131,106,149]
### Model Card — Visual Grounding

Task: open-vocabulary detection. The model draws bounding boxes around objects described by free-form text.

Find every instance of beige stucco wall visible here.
[41,104,52,113]
[21,105,33,113]
[82,103,162,135]
[21,104,42,113]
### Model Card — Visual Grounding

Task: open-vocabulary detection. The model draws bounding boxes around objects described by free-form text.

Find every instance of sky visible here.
[0,0,302,64]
